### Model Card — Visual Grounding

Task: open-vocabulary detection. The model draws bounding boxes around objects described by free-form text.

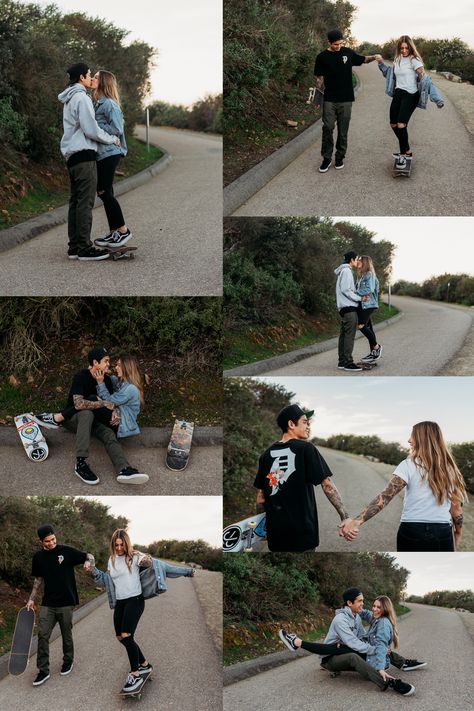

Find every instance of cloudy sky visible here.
[86,496,222,547]
[351,0,474,48]
[393,553,474,595]
[27,0,222,104]
[259,376,474,445]
[333,217,474,283]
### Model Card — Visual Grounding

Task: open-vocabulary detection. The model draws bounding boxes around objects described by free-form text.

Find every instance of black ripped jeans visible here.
[96,154,125,231]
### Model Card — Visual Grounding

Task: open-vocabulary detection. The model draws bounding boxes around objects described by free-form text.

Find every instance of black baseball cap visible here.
[327,29,343,43]
[87,346,109,365]
[276,404,314,432]
[344,250,359,263]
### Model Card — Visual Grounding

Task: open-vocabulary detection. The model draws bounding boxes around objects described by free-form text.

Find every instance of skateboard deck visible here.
[356,361,377,370]
[393,156,412,177]
[103,245,138,260]
[14,413,49,462]
[119,671,152,700]
[223,512,267,552]
[165,420,194,471]
[9,607,35,676]
[306,86,324,106]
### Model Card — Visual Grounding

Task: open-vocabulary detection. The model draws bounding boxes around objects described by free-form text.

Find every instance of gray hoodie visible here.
[335,263,362,310]
[58,84,117,160]
[323,606,375,655]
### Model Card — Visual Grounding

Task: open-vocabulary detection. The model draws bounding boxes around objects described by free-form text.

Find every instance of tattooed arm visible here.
[321,478,350,522]
[73,394,115,411]
[340,475,407,541]
[450,499,463,547]
[27,577,43,610]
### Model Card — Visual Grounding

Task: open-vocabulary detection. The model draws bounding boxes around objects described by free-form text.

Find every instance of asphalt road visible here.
[224,603,474,711]
[0,441,223,496]
[233,62,474,216]
[0,126,222,296]
[0,576,222,711]
[259,295,473,376]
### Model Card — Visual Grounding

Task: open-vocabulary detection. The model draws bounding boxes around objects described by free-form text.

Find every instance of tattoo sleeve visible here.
[73,394,112,410]
[315,75,324,91]
[355,475,406,524]
[321,478,349,521]
[29,577,43,602]
[453,514,463,529]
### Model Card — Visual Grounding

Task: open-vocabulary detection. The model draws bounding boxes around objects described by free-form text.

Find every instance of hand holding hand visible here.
[83,560,91,572]
[375,54,383,64]
[338,518,361,541]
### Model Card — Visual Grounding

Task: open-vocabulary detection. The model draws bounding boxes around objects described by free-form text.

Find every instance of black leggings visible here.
[114,594,146,672]
[390,89,419,154]
[301,641,361,658]
[357,306,378,350]
[97,154,125,231]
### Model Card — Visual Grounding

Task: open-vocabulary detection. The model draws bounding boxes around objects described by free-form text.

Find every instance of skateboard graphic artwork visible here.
[119,669,153,701]
[223,512,267,553]
[9,607,35,676]
[165,420,195,471]
[392,155,412,178]
[14,413,49,462]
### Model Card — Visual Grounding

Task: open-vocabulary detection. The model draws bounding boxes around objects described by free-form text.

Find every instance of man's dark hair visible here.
[37,524,55,541]
[327,29,343,43]
[344,250,358,263]
[67,62,90,85]
[343,587,362,604]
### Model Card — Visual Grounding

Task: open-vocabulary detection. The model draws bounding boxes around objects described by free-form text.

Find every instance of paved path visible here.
[259,295,473,376]
[234,62,474,216]
[224,603,474,711]
[0,576,222,711]
[0,441,223,496]
[0,127,222,296]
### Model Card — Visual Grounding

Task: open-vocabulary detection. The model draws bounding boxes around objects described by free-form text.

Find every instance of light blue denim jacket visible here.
[97,376,140,438]
[378,61,445,109]
[94,97,128,160]
[92,557,194,609]
[324,607,375,655]
[356,272,379,309]
[359,608,393,670]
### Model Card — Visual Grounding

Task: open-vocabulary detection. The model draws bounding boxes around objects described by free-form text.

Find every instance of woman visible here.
[87,529,194,694]
[341,421,467,551]
[91,70,132,248]
[356,255,382,362]
[376,36,444,166]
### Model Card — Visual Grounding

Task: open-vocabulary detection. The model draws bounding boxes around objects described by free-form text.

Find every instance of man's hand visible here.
[110,408,120,426]
[375,54,383,64]
[338,518,361,541]
[26,600,35,611]
[83,560,91,571]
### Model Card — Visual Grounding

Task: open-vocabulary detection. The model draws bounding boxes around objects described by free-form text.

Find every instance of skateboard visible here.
[119,670,152,701]
[14,413,49,462]
[223,512,267,552]
[165,419,194,471]
[356,361,377,370]
[306,86,324,106]
[9,607,35,676]
[103,245,138,260]
[392,155,412,178]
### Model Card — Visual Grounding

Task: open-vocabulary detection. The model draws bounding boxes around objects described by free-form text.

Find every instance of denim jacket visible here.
[324,607,375,655]
[359,609,393,670]
[356,272,379,309]
[97,376,140,438]
[378,61,445,109]
[94,97,128,160]
[92,557,194,609]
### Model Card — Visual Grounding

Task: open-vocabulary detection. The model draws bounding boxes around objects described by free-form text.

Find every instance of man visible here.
[33,347,148,485]
[254,404,350,552]
[335,250,364,372]
[27,524,95,686]
[58,62,120,261]
[279,587,424,696]
[314,30,381,172]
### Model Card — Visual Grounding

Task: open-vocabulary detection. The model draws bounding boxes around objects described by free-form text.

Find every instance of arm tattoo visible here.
[355,476,406,524]
[73,394,112,410]
[453,514,463,529]
[315,76,324,91]
[321,478,349,521]
[364,55,376,63]
[29,577,43,602]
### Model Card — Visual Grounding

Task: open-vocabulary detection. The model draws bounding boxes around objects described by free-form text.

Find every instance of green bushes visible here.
[378,36,474,82]
[147,95,222,134]
[406,590,474,612]
[392,274,474,306]
[145,539,222,571]
[321,434,408,466]
[451,442,474,495]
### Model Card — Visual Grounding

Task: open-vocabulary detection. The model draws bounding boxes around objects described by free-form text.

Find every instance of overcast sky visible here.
[351,0,474,48]
[85,496,221,547]
[392,553,474,596]
[333,217,474,283]
[259,376,474,445]
[28,0,222,105]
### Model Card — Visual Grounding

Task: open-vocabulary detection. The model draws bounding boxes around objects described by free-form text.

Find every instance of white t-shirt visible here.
[394,56,423,93]
[395,458,452,523]
[107,552,146,600]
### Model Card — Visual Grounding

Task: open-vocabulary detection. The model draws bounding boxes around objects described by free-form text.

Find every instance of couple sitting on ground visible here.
[279,587,426,697]
[33,346,147,486]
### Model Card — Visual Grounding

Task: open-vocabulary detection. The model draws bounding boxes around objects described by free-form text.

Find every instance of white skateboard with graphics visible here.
[223,512,267,552]
[14,413,49,462]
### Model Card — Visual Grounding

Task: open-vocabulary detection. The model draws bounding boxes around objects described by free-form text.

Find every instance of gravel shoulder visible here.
[193,571,223,653]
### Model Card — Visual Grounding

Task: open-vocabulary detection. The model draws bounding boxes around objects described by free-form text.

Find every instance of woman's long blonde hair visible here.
[358,255,376,277]
[118,354,144,409]
[93,69,121,106]
[109,529,136,572]
[410,421,467,505]
[394,36,423,64]
[375,595,399,648]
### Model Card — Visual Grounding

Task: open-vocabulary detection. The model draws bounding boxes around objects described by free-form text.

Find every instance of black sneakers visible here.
[335,157,345,170]
[60,661,74,675]
[401,659,427,671]
[116,467,149,485]
[75,458,100,485]
[95,229,133,248]
[33,670,50,686]
[77,246,110,261]
[138,663,153,677]
[388,678,416,696]
[343,363,363,372]
[31,412,61,429]
[122,673,144,693]
[278,629,299,651]
[319,157,332,173]
[67,249,79,260]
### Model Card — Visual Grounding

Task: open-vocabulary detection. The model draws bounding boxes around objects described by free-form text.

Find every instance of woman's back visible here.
[394,457,452,523]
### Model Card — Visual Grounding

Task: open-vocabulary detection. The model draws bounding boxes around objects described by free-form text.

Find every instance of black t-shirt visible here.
[314,48,365,102]
[67,369,114,426]
[254,439,332,552]
[31,544,87,607]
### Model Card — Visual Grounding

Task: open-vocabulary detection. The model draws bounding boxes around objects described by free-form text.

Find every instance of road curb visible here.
[224,311,403,376]
[0,425,222,448]
[223,78,361,216]
[0,149,172,254]
[0,592,107,681]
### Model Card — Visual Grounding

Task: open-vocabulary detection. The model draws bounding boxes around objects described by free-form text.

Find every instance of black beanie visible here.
[67,62,90,85]
[37,524,55,540]
[344,250,358,263]
[327,29,343,43]
[343,587,362,604]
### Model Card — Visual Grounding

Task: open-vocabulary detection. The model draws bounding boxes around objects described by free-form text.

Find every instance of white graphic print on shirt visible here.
[267,448,296,495]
